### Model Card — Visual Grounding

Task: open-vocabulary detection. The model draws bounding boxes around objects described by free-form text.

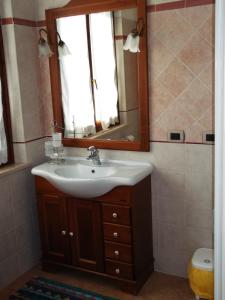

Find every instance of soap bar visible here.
[52,132,62,147]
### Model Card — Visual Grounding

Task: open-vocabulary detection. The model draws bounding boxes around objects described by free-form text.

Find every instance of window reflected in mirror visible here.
[56,8,139,142]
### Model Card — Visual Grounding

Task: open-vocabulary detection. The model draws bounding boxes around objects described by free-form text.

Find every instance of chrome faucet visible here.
[87,146,101,166]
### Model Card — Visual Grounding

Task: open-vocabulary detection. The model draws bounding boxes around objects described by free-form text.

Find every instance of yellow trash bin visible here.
[188,248,214,300]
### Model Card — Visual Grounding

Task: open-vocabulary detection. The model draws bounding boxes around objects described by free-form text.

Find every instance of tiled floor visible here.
[0,267,195,300]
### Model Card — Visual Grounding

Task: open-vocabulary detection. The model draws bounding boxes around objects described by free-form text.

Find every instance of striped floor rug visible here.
[9,277,118,300]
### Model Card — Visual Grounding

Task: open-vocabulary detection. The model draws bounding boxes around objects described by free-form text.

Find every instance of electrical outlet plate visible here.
[202,131,215,144]
[167,130,185,142]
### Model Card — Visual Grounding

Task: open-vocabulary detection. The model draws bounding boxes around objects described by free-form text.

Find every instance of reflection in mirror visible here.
[56,8,139,142]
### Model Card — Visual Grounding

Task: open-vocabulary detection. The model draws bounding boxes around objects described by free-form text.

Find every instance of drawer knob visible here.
[114,250,120,256]
[61,230,67,236]
[112,213,118,219]
[113,232,119,238]
[115,268,120,274]
[69,232,74,237]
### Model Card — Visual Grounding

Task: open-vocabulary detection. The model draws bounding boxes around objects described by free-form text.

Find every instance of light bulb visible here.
[123,33,140,53]
[38,39,53,58]
[58,41,71,59]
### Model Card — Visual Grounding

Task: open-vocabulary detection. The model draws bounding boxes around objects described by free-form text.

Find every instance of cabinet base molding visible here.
[42,260,154,295]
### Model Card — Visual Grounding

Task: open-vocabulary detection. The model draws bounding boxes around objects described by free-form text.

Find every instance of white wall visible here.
[0,168,41,289]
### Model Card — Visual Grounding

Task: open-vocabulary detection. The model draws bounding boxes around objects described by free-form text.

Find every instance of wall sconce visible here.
[38,28,53,58]
[57,32,71,59]
[123,18,144,53]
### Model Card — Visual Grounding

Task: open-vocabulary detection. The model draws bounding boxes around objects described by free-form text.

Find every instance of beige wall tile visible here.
[185,207,213,230]
[35,0,69,20]
[198,61,214,92]
[199,14,214,46]
[2,25,25,143]
[198,106,214,131]
[185,144,213,174]
[13,144,27,163]
[178,5,212,29]
[0,0,13,18]
[0,255,19,289]
[0,168,41,289]
[152,169,185,198]
[148,4,214,143]
[158,223,186,257]
[148,36,174,79]
[158,58,194,97]
[150,80,175,124]
[26,138,47,165]
[156,10,194,55]
[155,248,189,278]
[177,78,213,120]
[151,142,185,172]
[14,26,43,141]
[0,231,17,262]
[11,0,37,20]
[185,172,213,211]
[178,33,213,76]
[184,226,213,256]
[157,195,185,226]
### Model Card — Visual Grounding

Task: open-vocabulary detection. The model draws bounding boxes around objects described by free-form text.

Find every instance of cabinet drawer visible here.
[102,204,131,225]
[105,241,132,263]
[105,260,133,280]
[104,223,131,244]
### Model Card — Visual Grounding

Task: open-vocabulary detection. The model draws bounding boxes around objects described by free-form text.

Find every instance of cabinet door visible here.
[68,199,104,272]
[38,194,70,264]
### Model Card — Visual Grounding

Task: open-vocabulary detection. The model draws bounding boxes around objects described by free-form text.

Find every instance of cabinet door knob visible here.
[69,232,74,237]
[112,212,118,219]
[114,250,120,256]
[115,268,120,274]
[61,230,67,236]
[113,232,119,238]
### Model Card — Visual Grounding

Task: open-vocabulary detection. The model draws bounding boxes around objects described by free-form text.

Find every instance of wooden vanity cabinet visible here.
[67,199,104,272]
[37,194,70,264]
[35,175,153,294]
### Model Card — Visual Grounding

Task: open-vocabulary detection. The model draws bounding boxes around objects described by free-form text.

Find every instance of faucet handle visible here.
[87,146,96,151]
[87,146,98,155]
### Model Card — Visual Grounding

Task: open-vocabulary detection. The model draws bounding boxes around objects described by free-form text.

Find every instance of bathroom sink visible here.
[31,157,153,198]
[54,164,117,179]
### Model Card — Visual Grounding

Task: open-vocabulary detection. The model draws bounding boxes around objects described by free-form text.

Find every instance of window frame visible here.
[0,24,14,165]
[85,13,120,133]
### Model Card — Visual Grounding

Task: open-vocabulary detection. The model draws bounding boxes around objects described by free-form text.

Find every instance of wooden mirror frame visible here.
[46,0,149,151]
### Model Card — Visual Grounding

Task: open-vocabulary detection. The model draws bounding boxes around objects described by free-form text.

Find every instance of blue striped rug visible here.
[9,277,118,300]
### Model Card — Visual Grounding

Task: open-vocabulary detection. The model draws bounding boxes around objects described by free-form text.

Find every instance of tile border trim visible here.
[1,18,39,27]
[13,136,48,144]
[12,136,210,145]
[150,140,214,145]
[149,0,215,12]
[0,0,215,27]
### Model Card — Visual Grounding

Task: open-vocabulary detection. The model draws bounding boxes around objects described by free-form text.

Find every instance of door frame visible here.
[215,0,225,299]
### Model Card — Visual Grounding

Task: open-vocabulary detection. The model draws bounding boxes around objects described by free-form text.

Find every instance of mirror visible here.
[46,0,149,151]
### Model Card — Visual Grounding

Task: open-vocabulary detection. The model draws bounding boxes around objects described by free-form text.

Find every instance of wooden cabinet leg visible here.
[120,283,139,295]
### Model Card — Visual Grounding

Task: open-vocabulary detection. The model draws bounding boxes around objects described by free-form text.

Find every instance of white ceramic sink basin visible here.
[31,157,153,198]
[54,164,117,179]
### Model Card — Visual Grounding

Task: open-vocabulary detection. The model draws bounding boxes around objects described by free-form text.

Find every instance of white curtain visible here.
[89,12,119,129]
[57,16,96,138]
[0,77,7,165]
[57,12,119,136]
